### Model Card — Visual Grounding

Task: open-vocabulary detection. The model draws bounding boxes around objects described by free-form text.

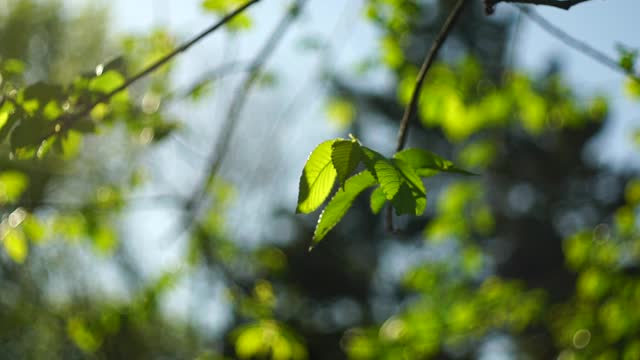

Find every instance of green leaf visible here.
[58,130,82,158]
[392,158,427,215]
[3,228,28,263]
[394,148,475,176]
[331,139,362,189]
[0,171,29,203]
[313,171,376,246]
[2,58,25,75]
[360,147,402,200]
[370,186,386,214]
[391,182,424,215]
[392,158,426,196]
[325,98,355,129]
[10,116,49,151]
[296,140,338,214]
[89,70,125,94]
[23,82,63,103]
[202,0,252,31]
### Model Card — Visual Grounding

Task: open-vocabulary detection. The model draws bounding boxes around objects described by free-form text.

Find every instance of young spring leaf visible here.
[296,140,338,214]
[331,139,362,189]
[394,148,474,176]
[360,147,402,200]
[370,186,386,214]
[89,70,125,94]
[392,158,427,215]
[313,171,376,247]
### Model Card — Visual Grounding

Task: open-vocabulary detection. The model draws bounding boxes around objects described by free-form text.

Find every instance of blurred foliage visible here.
[0,0,639,359]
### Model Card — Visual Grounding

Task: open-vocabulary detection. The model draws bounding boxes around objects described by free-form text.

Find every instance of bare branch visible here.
[159,0,309,245]
[385,0,468,233]
[192,0,308,208]
[40,0,262,143]
[519,6,640,83]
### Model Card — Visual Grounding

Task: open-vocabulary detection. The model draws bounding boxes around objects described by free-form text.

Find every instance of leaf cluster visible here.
[296,137,472,246]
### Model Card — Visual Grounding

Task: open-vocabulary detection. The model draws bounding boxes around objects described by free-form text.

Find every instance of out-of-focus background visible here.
[0,0,639,359]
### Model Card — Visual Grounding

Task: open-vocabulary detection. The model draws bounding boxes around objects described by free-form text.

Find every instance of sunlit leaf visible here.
[233,321,306,360]
[313,171,376,246]
[93,225,117,254]
[2,228,28,263]
[331,139,362,189]
[361,147,402,200]
[325,98,355,129]
[67,317,101,353]
[235,324,264,359]
[0,171,28,203]
[296,140,337,213]
[58,130,82,158]
[202,0,253,31]
[22,215,46,243]
[89,70,125,94]
[370,186,386,214]
[2,58,25,75]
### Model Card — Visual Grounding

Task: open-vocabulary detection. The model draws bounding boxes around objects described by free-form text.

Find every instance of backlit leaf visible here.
[361,147,402,200]
[325,98,355,129]
[89,70,125,94]
[331,139,362,189]
[370,186,386,214]
[0,171,29,203]
[313,171,376,246]
[3,228,28,263]
[296,140,337,214]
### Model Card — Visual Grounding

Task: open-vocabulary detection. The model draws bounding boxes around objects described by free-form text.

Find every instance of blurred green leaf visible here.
[325,98,355,129]
[2,228,28,263]
[89,70,125,94]
[0,171,28,203]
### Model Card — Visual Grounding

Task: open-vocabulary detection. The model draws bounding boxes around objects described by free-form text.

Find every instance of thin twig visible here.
[518,6,640,83]
[39,0,262,143]
[385,0,468,233]
[486,0,591,13]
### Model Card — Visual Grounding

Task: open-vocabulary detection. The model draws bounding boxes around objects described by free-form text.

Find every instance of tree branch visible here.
[386,0,468,233]
[519,6,640,83]
[191,0,307,209]
[160,0,308,245]
[485,0,591,14]
[40,0,262,143]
